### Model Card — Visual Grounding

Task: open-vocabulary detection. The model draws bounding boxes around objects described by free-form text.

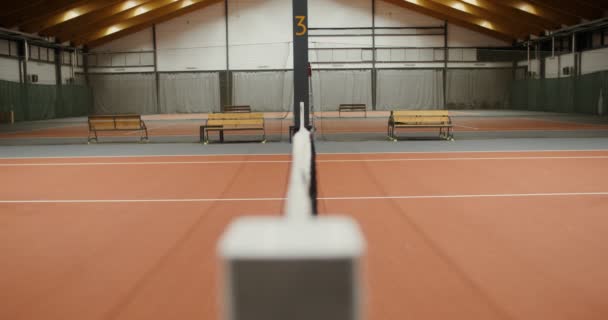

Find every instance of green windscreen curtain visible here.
[510,70,608,115]
[0,80,92,121]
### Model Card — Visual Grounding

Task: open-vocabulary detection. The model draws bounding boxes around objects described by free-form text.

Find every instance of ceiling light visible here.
[63,10,80,21]
[134,6,148,15]
[123,1,138,10]
[479,20,493,29]
[106,25,121,35]
[461,0,479,5]
[182,0,194,7]
[404,0,420,4]
[451,2,467,12]
[518,3,537,14]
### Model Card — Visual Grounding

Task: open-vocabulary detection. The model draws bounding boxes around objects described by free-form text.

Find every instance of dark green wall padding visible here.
[0,80,92,122]
[510,70,608,115]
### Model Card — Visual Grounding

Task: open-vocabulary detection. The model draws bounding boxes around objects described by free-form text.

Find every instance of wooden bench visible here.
[88,115,148,143]
[388,110,453,141]
[222,105,252,113]
[201,113,265,144]
[339,104,367,118]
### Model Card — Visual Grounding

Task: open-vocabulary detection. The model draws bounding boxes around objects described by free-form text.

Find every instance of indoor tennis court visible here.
[2,1,608,320]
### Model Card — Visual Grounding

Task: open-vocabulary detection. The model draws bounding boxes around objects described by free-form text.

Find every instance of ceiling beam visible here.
[86,0,221,48]
[67,0,189,45]
[384,0,518,42]
[0,2,45,21]
[45,0,157,41]
[1,0,92,29]
[455,0,559,32]
[426,0,535,37]
[20,0,125,34]
[484,0,579,26]
[527,0,601,20]
[578,0,608,10]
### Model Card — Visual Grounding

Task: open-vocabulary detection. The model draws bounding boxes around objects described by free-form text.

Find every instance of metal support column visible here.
[224,0,231,109]
[292,0,309,128]
[152,24,161,114]
[21,39,29,120]
[371,0,377,111]
[54,47,63,116]
[82,47,92,114]
[443,21,448,110]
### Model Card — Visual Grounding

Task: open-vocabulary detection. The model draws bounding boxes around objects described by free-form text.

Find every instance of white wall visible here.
[27,61,56,85]
[229,0,292,70]
[449,25,509,47]
[0,56,20,82]
[89,0,513,72]
[581,47,608,75]
[375,0,442,47]
[545,56,559,78]
[93,28,154,52]
[157,1,226,71]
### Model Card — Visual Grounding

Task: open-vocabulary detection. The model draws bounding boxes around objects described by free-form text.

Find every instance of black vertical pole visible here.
[443,21,448,110]
[225,0,231,109]
[293,0,309,128]
[54,47,63,117]
[371,0,376,111]
[152,24,161,114]
[21,39,29,121]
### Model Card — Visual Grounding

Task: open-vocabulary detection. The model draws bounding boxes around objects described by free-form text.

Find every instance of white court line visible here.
[1,149,608,160]
[1,155,608,166]
[1,192,607,204]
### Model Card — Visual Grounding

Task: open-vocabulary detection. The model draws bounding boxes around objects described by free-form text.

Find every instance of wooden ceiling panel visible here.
[455,0,559,31]
[68,0,190,45]
[427,0,535,37]
[527,0,601,20]
[384,0,519,42]
[3,0,603,47]
[484,0,579,26]
[47,0,158,41]
[86,0,221,47]
[1,0,92,29]
[20,0,125,34]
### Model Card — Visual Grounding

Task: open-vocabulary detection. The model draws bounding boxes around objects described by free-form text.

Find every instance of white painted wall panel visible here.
[87,0,512,72]
[157,1,226,71]
[309,0,370,28]
[0,57,20,82]
[581,47,608,75]
[229,0,292,70]
[545,56,559,78]
[28,61,56,84]
[376,0,440,27]
[92,28,153,52]
[448,25,509,47]
[560,53,575,74]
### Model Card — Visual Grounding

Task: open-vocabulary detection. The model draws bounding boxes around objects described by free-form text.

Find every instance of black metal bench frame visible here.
[200,125,266,144]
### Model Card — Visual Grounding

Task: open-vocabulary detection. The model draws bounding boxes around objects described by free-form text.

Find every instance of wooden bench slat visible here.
[388,110,453,141]
[202,112,266,144]
[208,113,264,120]
[207,120,264,126]
[88,115,148,142]
[392,110,449,117]
[394,116,451,124]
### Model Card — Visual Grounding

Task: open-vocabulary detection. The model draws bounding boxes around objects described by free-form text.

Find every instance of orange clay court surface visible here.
[1,116,608,139]
[1,150,608,320]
